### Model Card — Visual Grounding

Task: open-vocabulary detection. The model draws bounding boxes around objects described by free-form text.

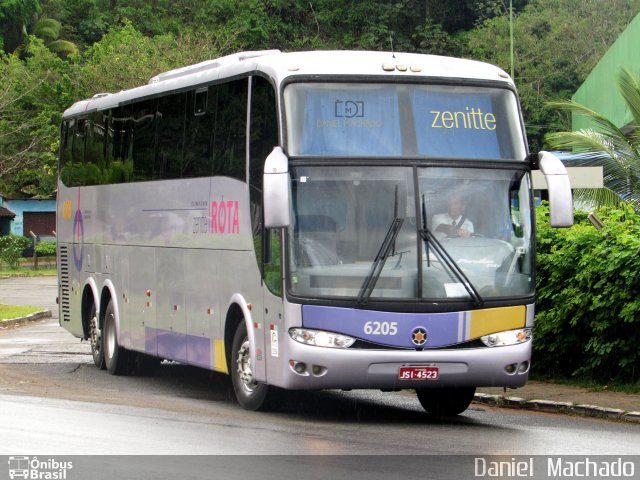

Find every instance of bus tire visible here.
[416,387,476,417]
[103,299,129,375]
[230,321,279,411]
[88,303,105,370]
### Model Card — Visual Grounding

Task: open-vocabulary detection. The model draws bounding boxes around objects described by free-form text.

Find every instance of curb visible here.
[0,309,52,327]
[474,393,640,423]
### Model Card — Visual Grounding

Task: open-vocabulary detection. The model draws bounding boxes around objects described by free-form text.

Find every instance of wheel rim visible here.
[236,338,257,393]
[89,314,101,356]
[105,314,115,361]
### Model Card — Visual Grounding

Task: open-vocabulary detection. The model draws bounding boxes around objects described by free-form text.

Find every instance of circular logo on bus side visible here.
[411,327,428,346]
[73,208,84,271]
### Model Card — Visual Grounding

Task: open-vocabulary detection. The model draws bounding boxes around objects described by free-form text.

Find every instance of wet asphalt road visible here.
[0,277,639,466]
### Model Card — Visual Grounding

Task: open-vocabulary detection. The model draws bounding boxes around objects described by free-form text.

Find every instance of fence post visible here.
[29,231,38,270]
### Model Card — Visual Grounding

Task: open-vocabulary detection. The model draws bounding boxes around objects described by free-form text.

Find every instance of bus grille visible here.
[58,245,71,322]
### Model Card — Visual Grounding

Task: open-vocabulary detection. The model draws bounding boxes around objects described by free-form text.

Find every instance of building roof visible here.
[0,206,16,218]
[572,12,640,131]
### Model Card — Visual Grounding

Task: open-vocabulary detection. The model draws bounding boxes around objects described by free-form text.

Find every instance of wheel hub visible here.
[236,340,257,392]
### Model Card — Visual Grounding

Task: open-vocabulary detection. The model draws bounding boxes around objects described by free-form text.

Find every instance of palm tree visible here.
[14,17,78,59]
[546,67,640,211]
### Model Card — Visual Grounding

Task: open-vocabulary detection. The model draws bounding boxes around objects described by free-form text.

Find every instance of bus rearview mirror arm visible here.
[263,147,291,228]
[535,151,574,228]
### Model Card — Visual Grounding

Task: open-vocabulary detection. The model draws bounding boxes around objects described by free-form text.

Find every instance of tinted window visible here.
[60,78,250,186]
[183,88,215,178]
[157,93,185,179]
[212,80,247,181]
[131,99,158,181]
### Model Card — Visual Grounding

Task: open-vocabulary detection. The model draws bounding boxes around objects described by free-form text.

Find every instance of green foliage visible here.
[534,203,640,382]
[32,17,60,42]
[0,234,31,269]
[79,22,229,95]
[34,239,56,256]
[0,41,75,198]
[467,0,640,151]
[0,0,41,53]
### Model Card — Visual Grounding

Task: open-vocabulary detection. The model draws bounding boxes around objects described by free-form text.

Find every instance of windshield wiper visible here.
[357,185,404,305]
[420,195,484,307]
[357,216,404,305]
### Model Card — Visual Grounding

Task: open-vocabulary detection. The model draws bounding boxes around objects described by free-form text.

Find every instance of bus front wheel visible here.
[416,387,476,417]
[230,321,279,411]
[103,299,129,375]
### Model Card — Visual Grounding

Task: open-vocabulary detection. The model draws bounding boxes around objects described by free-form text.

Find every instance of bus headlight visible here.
[289,328,356,348]
[481,328,532,347]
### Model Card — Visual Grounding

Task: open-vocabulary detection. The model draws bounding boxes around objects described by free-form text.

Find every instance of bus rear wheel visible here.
[103,299,129,375]
[231,321,279,411]
[416,387,476,417]
[88,303,105,370]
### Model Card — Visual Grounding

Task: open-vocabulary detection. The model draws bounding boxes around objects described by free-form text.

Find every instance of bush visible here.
[35,240,57,256]
[534,203,640,383]
[0,235,31,269]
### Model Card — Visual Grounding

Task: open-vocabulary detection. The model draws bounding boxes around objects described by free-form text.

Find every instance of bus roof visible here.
[62,50,513,118]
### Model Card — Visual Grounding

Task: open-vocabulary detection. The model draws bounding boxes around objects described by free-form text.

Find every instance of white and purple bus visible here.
[57,50,572,415]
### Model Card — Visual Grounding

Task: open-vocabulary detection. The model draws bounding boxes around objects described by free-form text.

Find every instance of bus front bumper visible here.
[270,338,532,391]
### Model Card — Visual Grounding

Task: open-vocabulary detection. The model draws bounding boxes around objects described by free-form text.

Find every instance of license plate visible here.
[399,366,439,381]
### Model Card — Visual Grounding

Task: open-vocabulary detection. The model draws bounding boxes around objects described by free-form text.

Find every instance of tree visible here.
[0,42,75,198]
[0,0,40,52]
[31,17,78,58]
[546,67,640,211]
[466,0,640,152]
[79,22,232,95]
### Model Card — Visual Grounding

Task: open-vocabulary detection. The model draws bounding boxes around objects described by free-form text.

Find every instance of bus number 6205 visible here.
[363,321,398,336]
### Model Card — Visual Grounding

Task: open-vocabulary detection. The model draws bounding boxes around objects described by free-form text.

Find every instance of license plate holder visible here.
[398,366,439,381]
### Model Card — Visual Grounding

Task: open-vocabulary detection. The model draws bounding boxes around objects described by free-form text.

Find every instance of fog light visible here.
[312,365,326,376]
[518,361,530,374]
[289,360,308,375]
[504,363,517,374]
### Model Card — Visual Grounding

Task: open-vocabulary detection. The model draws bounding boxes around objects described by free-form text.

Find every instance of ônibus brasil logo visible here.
[8,456,73,479]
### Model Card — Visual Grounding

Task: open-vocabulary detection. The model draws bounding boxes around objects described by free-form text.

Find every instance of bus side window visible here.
[250,75,280,294]
[84,112,106,185]
[183,89,215,178]
[157,93,186,179]
[131,99,158,181]
[264,229,282,296]
[72,118,87,165]
[213,79,247,181]
[109,107,134,183]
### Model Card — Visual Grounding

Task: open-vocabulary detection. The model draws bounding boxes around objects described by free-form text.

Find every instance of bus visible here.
[57,50,573,416]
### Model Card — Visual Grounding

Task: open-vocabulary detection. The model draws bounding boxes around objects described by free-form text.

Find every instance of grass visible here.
[0,267,57,277]
[530,372,640,394]
[0,257,57,277]
[0,304,44,321]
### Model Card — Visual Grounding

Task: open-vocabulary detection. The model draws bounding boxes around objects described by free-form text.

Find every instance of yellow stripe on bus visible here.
[214,339,228,374]
[469,305,526,338]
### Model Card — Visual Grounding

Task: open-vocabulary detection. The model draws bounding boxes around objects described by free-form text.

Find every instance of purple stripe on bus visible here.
[145,327,157,355]
[146,327,211,368]
[302,305,461,348]
[187,335,212,369]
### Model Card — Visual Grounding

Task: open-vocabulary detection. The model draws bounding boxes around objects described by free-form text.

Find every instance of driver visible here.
[431,192,474,238]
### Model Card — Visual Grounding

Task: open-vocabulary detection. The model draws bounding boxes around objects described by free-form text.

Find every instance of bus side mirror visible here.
[537,151,574,228]
[263,147,291,228]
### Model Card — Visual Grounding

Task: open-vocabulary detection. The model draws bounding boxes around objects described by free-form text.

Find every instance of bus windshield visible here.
[284,83,526,160]
[287,166,534,301]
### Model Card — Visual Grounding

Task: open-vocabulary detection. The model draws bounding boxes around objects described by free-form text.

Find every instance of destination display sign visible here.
[286,83,524,160]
